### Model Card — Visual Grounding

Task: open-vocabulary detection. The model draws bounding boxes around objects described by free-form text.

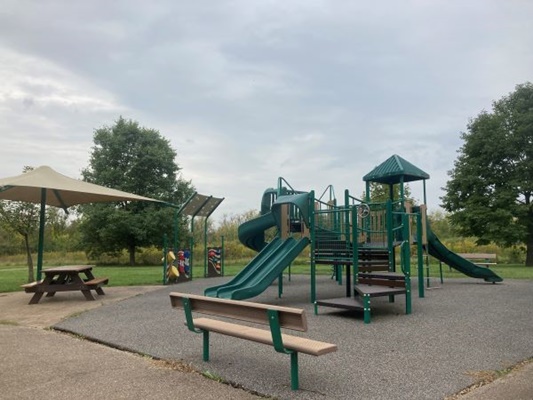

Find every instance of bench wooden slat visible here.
[170,292,307,332]
[193,318,337,356]
[457,253,496,259]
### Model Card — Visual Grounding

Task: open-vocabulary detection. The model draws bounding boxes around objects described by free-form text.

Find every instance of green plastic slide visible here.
[427,229,503,283]
[237,212,276,252]
[205,191,311,299]
[205,237,309,300]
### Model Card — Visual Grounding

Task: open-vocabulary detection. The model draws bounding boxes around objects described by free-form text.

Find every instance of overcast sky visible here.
[1,1,532,223]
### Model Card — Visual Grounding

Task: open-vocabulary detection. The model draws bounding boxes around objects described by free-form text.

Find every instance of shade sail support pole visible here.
[37,188,46,281]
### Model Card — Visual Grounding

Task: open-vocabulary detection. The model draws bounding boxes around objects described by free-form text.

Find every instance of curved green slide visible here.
[427,229,503,283]
[237,212,276,252]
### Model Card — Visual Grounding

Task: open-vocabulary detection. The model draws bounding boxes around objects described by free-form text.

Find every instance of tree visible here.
[0,166,40,281]
[362,182,414,204]
[441,82,533,266]
[427,210,456,239]
[80,117,195,265]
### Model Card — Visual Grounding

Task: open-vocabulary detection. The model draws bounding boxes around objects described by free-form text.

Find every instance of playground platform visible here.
[49,275,533,400]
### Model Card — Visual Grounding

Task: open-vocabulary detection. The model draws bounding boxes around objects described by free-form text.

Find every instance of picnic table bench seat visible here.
[21,280,43,293]
[84,277,109,287]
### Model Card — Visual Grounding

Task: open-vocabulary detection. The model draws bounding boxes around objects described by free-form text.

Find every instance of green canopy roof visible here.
[363,154,430,184]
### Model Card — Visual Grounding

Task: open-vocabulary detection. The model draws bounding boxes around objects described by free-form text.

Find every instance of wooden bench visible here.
[169,292,337,390]
[457,253,497,267]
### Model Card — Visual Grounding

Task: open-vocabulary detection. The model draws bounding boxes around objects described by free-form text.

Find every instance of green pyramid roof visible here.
[363,154,430,184]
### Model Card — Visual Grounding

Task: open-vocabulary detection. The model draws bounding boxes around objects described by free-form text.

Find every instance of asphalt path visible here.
[53,275,533,400]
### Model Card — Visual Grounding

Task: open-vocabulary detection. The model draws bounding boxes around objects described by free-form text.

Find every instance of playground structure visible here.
[205,154,502,323]
[163,192,224,284]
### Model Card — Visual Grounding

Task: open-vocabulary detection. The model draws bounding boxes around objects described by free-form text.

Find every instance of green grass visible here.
[0,265,166,293]
[1,259,532,293]
[415,263,533,280]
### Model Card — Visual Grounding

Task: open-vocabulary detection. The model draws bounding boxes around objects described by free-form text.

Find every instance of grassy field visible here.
[1,259,532,293]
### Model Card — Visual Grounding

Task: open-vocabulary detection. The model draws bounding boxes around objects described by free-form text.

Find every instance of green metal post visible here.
[162,234,168,284]
[173,209,178,250]
[290,352,299,390]
[363,294,371,324]
[190,217,195,280]
[268,309,299,390]
[204,217,208,277]
[182,297,209,360]
[309,191,316,303]
[402,214,412,315]
[221,235,225,276]
[203,331,210,361]
[36,189,47,281]
[352,205,359,290]
[343,197,351,288]
[400,177,405,209]
[278,272,283,298]
[416,213,424,298]
[386,199,393,271]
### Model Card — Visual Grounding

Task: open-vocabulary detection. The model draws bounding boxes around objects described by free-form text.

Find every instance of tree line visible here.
[1,82,532,278]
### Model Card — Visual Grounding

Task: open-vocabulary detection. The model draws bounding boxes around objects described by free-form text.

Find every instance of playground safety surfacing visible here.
[53,275,533,400]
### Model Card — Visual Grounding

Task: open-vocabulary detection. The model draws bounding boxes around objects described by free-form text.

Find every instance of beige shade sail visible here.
[0,166,164,280]
[0,166,162,207]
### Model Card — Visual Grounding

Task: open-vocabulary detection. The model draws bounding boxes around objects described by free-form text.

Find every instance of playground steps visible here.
[315,296,365,312]
[314,239,352,265]
[357,248,389,273]
[315,244,411,324]
[353,271,409,324]
[356,271,407,291]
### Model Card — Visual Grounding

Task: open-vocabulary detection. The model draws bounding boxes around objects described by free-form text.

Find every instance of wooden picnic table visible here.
[21,265,109,305]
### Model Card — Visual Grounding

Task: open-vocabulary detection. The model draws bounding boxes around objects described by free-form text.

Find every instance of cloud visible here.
[1,0,532,222]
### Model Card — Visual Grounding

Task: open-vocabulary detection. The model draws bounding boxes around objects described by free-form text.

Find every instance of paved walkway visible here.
[0,286,259,400]
[1,277,532,399]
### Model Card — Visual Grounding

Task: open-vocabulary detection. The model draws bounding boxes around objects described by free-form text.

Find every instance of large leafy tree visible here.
[442,82,533,266]
[0,166,40,281]
[80,117,194,265]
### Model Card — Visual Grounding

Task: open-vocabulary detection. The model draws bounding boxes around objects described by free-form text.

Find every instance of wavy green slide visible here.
[427,229,503,283]
[237,212,276,252]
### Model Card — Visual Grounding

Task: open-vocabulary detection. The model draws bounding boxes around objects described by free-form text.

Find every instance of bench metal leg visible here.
[202,331,210,362]
[406,287,412,315]
[290,352,299,390]
[363,294,371,324]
